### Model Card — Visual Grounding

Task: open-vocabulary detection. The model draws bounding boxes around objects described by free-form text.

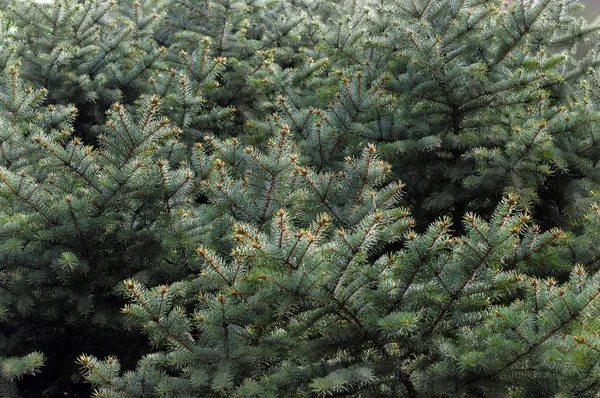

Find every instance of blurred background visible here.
[580,0,600,23]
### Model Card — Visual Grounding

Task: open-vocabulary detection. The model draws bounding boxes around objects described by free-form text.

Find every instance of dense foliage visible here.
[3,0,600,396]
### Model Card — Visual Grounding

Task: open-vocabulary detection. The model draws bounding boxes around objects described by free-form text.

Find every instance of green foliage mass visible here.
[3,0,600,396]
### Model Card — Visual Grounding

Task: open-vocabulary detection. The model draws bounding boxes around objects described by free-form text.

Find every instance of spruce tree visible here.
[4,0,600,397]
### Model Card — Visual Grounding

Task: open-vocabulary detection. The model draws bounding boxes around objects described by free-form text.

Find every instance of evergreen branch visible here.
[469,286,600,386]
[78,355,137,398]
[197,248,232,286]
[0,171,56,225]
[425,244,494,336]
[32,135,102,193]
[123,280,194,352]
